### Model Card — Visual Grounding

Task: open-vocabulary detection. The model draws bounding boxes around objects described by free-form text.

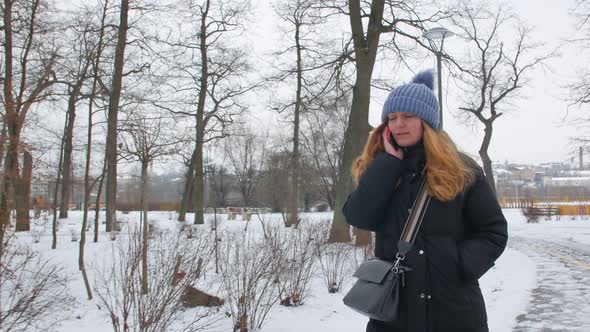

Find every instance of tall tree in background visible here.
[105,0,129,232]
[0,0,58,237]
[450,3,551,192]
[205,161,229,208]
[57,13,96,219]
[224,127,268,207]
[79,0,111,299]
[300,91,350,210]
[154,0,253,225]
[273,0,323,227]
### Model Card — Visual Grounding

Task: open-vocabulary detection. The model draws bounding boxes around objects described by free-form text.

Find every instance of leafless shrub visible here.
[109,229,119,241]
[0,233,75,331]
[267,221,319,307]
[187,224,201,239]
[251,208,270,239]
[94,224,220,332]
[69,227,79,242]
[219,230,279,332]
[207,216,220,231]
[31,227,43,244]
[315,219,355,293]
[351,233,375,270]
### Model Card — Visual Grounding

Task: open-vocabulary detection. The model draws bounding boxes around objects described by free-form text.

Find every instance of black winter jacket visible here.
[342,145,508,332]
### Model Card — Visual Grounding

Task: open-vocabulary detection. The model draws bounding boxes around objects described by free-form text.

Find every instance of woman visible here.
[342,70,508,332]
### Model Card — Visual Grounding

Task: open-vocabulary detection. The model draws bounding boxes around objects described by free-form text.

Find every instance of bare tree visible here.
[79,0,112,301]
[205,161,229,208]
[224,127,268,207]
[56,12,96,219]
[449,3,552,192]
[151,0,255,225]
[273,0,350,227]
[272,0,320,227]
[256,148,291,217]
[0,0,59,238]
[105,0,130,233]
[119,112,182,295]
[300,91,349,210]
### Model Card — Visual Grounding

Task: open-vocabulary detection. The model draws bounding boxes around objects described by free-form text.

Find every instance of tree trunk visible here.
[89,0,109,244]
[59,82,85,218]
[79,117,94,299]
[15,151,32,231]
[0,0,16,246]
[178,148,197,222]
[105,0,129,232]
[51,126,66,249]
[140,160,149,295]
[192,1,210,226]
[330,72,372,243]
[193,135,205,225]
[1,128,19,235]
[479,123,496,195]
[329,0,384,244]
[59,93,77,218]
[288,22,303,228]
[94,162,106,243]
[0,120,7,171]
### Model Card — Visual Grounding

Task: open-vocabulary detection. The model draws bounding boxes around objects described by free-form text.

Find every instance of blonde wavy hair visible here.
[351,121,476,202]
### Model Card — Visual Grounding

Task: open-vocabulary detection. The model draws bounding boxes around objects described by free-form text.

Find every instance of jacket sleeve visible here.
[342,152,404,232]
[458,169,508,281]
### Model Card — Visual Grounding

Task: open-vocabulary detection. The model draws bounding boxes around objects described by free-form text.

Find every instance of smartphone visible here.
[388,131,401,150]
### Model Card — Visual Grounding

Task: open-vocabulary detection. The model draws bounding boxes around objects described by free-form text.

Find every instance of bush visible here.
[94,224,220,332]
[0,233,75,331]
[219,230,279,332]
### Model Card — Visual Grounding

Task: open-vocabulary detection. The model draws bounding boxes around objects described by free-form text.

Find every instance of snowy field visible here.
[3,208,590,332]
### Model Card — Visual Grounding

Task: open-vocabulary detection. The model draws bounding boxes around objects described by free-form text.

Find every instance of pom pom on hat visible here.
[381,70,440,130]
[411,70,435,90]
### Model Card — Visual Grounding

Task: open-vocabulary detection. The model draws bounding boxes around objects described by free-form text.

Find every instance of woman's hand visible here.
[382,127,403,159]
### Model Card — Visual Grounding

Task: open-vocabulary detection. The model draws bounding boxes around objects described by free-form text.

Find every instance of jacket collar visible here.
[403,142,426,172]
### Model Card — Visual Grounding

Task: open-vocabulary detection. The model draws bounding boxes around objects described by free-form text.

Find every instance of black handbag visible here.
[343,176,431,322]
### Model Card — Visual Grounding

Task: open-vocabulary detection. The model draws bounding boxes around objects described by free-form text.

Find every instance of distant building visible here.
[544,176,590,187]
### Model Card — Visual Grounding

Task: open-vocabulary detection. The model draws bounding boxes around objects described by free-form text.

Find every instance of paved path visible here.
[510,237,590,332]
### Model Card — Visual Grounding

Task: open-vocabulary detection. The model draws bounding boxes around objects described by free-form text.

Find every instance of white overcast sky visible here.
[437,0,585,165]
[54,0,587,166]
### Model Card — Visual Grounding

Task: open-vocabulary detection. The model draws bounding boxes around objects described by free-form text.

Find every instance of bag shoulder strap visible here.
[396,173,431,258]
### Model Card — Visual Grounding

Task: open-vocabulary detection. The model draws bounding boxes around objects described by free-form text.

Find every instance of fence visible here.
[498,197,590,209]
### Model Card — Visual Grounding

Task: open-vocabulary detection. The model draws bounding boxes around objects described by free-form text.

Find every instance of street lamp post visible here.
[423,27,454,129]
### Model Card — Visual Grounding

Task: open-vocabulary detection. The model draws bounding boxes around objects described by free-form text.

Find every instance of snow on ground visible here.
[6,208,590,331]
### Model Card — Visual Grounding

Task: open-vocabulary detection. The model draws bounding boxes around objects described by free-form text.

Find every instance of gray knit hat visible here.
[381,70,440,130]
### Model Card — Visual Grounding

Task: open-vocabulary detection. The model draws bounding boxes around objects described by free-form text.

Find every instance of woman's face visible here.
[387,112,424,147]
